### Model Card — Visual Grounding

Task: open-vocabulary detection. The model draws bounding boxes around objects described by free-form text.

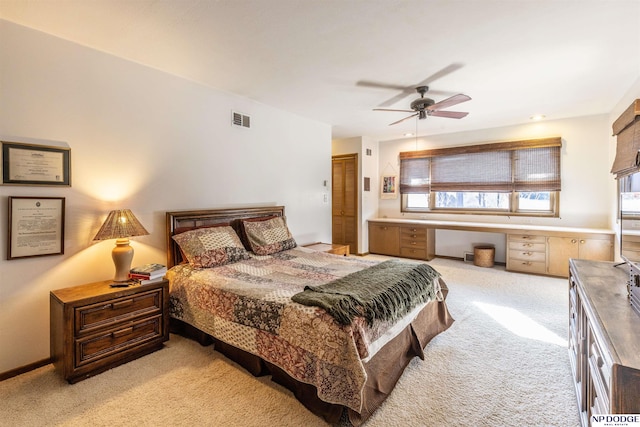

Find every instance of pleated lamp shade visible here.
[94,209,150,283]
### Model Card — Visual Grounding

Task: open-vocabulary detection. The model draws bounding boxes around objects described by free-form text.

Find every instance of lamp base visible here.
[112,238,134,282]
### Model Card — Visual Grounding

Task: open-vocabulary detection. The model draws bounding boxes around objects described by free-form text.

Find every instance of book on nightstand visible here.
[129,263,167,283]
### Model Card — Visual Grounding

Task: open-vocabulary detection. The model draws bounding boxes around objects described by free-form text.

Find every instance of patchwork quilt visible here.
[167,246,442,412]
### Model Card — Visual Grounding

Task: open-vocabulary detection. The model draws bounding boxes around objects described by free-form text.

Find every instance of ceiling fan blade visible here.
[427,94,471,111]
[428,110,469,119]
[373,108,414,113]
[378,90,417,108]
[389,113,419,126]
[356,80,408,91]
[414,63,464,88]
[360,63,465,107]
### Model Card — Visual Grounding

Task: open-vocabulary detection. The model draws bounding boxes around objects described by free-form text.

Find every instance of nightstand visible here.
[304,242,350,256]
[50,279,169,383]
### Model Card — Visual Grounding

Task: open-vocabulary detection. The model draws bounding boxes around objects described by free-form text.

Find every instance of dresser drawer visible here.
[509,234,546,244]
[588,338,611,392]
[75,314,164,367]
[75,289,163,335]
[508,260,546,275]
[508,249,546,263]
[508,241,546,253]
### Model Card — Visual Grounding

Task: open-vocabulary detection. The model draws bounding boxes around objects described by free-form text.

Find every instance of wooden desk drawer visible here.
[508,260,546,274]
[508,241,546,253]
[75,315,163,366]
[509,234,546,244]
[75,289,163,335]
[400,227,426,238]
[401,236,426,249]
[400,247,427,259]
[508,249,546,263]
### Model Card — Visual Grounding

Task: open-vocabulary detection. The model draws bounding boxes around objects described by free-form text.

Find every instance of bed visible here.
[165,206,454,425]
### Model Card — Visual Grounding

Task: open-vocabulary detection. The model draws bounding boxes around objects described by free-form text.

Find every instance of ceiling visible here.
[1,0,640,141]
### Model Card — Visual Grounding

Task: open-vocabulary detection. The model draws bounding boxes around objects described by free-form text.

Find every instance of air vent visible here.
[232,111,251,128]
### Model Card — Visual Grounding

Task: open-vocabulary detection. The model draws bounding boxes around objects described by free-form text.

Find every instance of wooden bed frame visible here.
[165,206,454,426]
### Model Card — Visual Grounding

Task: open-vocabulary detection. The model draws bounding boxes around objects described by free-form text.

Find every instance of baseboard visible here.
[0,357,51,382]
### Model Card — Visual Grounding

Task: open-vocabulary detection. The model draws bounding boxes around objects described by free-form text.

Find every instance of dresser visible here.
[50,279,169,383]
[568,259,640,426]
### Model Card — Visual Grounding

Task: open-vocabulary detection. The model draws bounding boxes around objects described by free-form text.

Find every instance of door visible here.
[332,154,358,254]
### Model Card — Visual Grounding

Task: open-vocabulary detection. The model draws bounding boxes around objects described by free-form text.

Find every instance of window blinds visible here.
[399,137,561,193]
[611,100,640,179]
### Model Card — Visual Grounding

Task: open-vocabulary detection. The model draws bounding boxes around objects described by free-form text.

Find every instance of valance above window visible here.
[399,137,562,194]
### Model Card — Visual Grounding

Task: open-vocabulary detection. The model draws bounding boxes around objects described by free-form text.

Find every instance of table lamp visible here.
[93,209,150,283]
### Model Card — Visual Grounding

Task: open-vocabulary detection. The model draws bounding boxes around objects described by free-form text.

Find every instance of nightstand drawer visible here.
[75,314,163,366]
[75,289,163,335]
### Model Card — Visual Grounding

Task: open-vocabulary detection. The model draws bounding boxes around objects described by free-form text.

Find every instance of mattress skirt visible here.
[170,282,454,426]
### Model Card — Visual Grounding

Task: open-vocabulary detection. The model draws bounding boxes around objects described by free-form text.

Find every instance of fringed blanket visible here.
[292,260,440,325]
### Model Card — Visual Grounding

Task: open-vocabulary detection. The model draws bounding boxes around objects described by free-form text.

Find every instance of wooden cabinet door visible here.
[368,223,400,256]
[548,236,613,277]
[547,236,579,277]
[332,154,358,253]
[578,238,613,262]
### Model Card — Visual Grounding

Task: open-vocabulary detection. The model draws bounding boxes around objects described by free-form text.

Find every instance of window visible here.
[400,138,561,216]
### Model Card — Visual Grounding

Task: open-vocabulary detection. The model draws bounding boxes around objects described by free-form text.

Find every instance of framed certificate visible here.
[8,197,65,259]
[1,141,71,186]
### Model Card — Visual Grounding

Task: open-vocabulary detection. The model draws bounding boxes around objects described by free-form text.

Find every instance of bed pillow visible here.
[242,216,297,255]
[172,225,250,268]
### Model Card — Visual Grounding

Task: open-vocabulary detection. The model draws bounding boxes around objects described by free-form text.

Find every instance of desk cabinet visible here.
[506,234,547,275]
[568,259,640,426]
[368,221,434,261]
[50,279,169,383]
[548,236,614,277]
[507,232,613,278]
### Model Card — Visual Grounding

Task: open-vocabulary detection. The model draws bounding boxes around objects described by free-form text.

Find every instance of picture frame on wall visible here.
[380,175,398,199]
[1,141,71,186]
[8,197,65,260]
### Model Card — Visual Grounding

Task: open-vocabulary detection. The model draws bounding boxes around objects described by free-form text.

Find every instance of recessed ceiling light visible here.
[530,114,546,121]
[404,132,414,137]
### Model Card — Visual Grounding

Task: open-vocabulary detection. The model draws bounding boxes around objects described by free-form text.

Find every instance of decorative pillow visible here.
[242,216,297,255]
[172,226,250,268]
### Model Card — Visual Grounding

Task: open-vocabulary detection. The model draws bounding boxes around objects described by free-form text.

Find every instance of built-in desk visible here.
[368,218,614,277]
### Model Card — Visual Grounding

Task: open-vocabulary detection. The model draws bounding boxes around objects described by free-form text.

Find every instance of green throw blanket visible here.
[291,260,440,326]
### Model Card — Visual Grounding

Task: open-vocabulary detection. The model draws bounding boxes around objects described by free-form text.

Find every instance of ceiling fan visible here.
[356,64,471,126]
[373,86,471,126]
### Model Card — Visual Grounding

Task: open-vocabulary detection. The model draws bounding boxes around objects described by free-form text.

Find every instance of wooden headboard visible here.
[165,206,285,268]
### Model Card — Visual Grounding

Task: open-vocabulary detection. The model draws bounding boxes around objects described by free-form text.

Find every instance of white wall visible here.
[0,21,332,373]
[376,115,613,261]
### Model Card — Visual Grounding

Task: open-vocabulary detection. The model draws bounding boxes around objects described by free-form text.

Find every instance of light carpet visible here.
[0,258,580,427]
